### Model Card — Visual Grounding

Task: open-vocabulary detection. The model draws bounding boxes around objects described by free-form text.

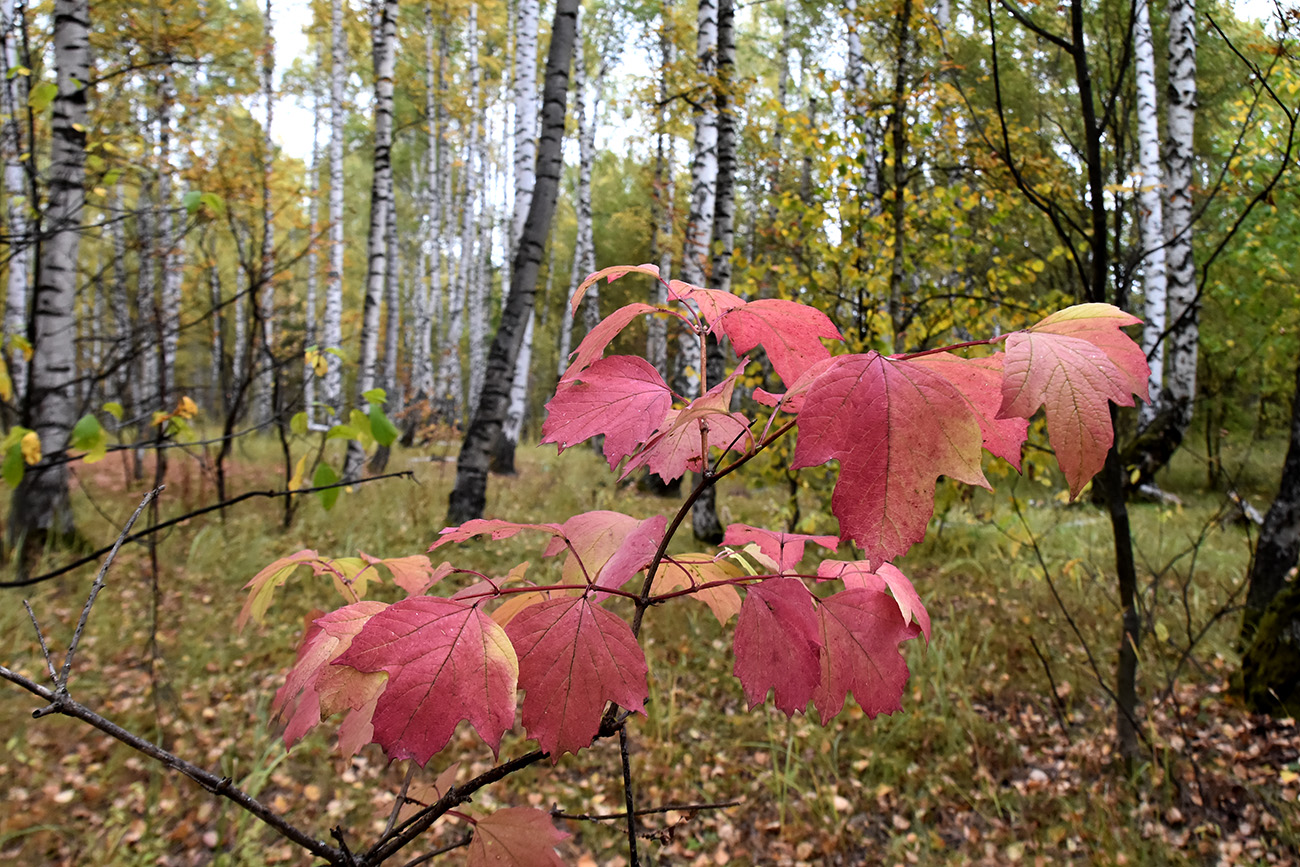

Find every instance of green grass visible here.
[0,434,1296,865]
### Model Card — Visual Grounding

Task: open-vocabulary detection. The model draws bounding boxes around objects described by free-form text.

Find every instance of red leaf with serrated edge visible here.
[813,589,920,722]
[467,807,570,867]
[569,263,661,317]
[713,299,842,386]
[651,554,744,624]
[272,601,388,751]
[816,560,930,640]
[541,356,673,466]
[239,549,320,629]
[667,281,746,323]
[792,353,989,562]
[505,597,648,758]
[732,578,822,714]
[358,552,453,596]
[430,519,562,551]
[559,302,660,381]
[998,304,1148,497]
[539,511,665,592]
[908,353,1028,470]
[722,524,839,572]
[334,597,518,765]
[620,375,753,483]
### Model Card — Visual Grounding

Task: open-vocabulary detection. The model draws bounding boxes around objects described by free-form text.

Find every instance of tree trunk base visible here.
[489,434,517,476]
[1234,579,1300,717]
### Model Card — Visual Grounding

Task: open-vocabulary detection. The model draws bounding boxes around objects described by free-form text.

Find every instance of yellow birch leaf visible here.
[288,455,307,491]
[20,430,40,465]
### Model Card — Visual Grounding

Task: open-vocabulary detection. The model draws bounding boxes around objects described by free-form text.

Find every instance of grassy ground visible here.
[0,433,1297,866]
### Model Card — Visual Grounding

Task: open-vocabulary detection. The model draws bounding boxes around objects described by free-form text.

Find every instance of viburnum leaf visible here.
[816,560,931,640]
[272,602,389,752]
[334,597,519,765]
[791,353,989,561]
[238,549,320,629]
[539,510,666,592]
[712,299,842,386]
[907,352,1028,469]
[431,519,562,551]
[732,578,823,714]
[359,552,453,596]
[651,554,744,624]
[559,302,661,381]
[569,263,660,317]
[666,281,746,323]
[505,596,649,758]
[812,588,921,722]
[620,376,753,483]
[541,356,673,466]
[998,304,1148,496]
[466,807,570,867]
[722,524,839,573]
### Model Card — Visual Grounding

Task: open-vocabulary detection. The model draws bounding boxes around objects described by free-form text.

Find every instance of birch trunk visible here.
[1,0,29,405]
[691,0,734,545]
[9,0,90,569]
[556,6,594,381]
[304,63,323,428]
[157,68,182,410]
[492,0,541,473]
[887,0,913,351]
[321,0,347,420]
[646,0,675,380]
[673,0,718,404]
[1134,0,1167,428]
[461,5,484,414]
[257,0,276,427]
[447,0,578,524]
[343,0,397,481]
[136,171,158,416]
[411,1,442,404]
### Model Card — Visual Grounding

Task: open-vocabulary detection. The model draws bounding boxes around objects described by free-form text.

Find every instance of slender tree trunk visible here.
[887,0,912,352]
[343,0,397,481]
[556,7,594,382]
[257,0,276,428]
[492,0,541,474]
[136,167,159,422]
[465,6,488,413]
[1,0,30,406]
[8,0,90,572]
[447,0,578,525]
[1134,0,1167,428]
[646,0,674,381]
[157,68,182,410]
[321,0,347,421]
[304,60,323,428]
[1128,0,1198,483]
[691,0,735,545]
[411,1,442,407]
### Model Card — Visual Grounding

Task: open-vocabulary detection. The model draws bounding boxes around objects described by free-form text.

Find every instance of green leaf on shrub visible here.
[313,462,340,511]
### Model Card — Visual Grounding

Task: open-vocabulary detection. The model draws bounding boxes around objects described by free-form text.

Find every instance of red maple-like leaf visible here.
[541,356,674,466]
[272,601,388,752]
[791,353,989,562]
[238,549,320,629]
[812,588,921,722]
[539,511,667,593]
[430,519,562,551]
[466,807,571,867]
[568,263,661,317]
[908,352,1028,470]
[998,304,1148,496]
[816,560,930,640]
[712,299,842,386]
[732,578,823,714]
[334,597,519,765]
[559,302,663,381]
[505,596,649,758]
[651,554,744,624]
[722,523,839,573]
[358,552,453,596]
[620,376,752,483]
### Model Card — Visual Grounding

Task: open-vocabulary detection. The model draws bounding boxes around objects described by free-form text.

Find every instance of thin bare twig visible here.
[552,798,743,822]
[58,486,161,692]
[23,601,58,681]
[619,726,640,866]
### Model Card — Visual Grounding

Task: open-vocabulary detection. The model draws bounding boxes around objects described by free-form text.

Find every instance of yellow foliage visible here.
[20,430,40,465]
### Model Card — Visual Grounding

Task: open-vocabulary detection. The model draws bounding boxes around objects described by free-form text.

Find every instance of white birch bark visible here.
[673,0,718,400]
[304,62,323,427]
[8,0,90,563]
[1134,0,1167,427]
[257,0,276,426]
[344,0,397,480]
[321,0,347,420]
[382,165,399,405]
[411,1,442,403]
[157,68,182,410]
[1,0,29,402]
[557,11,594,379]
[495,0,540,465]
[463,4,486,412]
[647,2,674,379]
[1164,0,1198,430]
[136,170,158,414]
[107,186,134,412]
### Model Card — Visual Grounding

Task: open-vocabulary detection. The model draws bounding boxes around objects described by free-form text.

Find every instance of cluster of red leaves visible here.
[241,266,1150,864]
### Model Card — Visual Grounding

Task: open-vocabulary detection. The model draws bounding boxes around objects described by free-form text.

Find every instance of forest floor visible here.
[0,434,1298,866]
